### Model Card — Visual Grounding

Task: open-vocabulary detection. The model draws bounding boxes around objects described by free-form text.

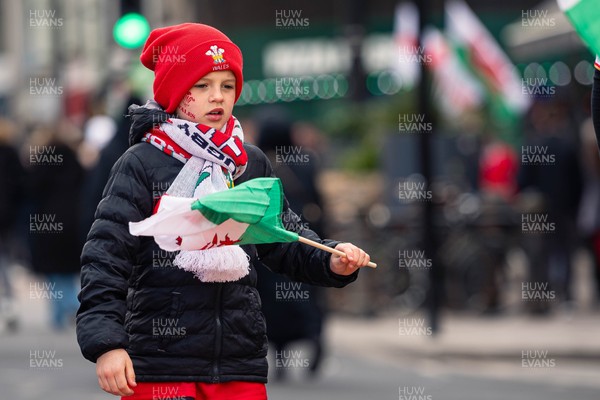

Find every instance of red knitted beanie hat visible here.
[140,23,243,113]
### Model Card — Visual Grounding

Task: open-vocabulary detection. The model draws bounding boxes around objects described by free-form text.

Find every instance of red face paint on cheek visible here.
[177,91,198,120]
[178,106,196,120]
[181,91,196,106]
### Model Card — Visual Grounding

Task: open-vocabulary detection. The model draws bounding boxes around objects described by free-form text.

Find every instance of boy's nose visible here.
[209,88,224,102]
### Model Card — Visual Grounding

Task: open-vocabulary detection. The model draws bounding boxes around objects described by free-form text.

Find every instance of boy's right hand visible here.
[96,349,137,396]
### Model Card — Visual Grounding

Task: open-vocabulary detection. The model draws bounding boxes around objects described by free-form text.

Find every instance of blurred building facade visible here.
[0,0,576,125]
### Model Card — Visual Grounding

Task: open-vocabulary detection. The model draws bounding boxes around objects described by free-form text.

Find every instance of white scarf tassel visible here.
[174,246,250,283]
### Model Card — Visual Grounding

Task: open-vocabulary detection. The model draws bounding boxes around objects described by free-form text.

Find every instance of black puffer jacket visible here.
[76,136,357,383]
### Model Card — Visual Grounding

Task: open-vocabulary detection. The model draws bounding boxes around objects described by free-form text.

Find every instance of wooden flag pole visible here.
[298,236,377,268]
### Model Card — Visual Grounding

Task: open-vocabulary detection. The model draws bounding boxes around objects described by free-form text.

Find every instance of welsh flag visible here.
[445,0,530,143]
[423,27,485,118]
[129,178,298,251]
[130,177,377,268]
[558,0,600,58]
[393,2,421,89]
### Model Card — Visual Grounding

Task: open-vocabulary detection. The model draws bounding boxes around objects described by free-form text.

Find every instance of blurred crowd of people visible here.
[476,102,578,312]
[0,79,140,332]
[435,98,599,315]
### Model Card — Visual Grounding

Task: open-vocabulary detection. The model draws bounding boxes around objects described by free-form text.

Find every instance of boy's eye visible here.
[223,84,235,89]
[194,83,208,88]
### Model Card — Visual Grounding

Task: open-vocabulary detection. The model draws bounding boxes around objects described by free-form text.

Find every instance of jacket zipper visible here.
[212,283,223,383]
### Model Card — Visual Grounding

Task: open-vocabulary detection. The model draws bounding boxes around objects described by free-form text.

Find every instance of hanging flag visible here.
[558,0,600,58]
[423,27,485,118]
[129,177,377,268]
[393,2,421,89]
[445,0,530,135]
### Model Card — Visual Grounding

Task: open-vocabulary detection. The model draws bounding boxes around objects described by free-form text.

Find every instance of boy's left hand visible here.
[329,243,371,276]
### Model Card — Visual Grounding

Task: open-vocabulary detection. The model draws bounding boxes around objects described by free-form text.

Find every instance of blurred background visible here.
[1,0,599,399]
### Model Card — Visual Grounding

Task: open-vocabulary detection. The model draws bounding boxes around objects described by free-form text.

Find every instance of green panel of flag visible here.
[191,177,299,245]
[559,0,600,57]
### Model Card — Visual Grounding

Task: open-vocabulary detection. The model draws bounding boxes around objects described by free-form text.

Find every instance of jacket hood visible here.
[127,102,171,147]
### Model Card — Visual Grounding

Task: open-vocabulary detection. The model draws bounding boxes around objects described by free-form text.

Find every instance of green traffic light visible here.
[113,13,150,49]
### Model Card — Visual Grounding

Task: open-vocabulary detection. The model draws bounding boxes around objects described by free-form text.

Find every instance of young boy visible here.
[76,23,370,400]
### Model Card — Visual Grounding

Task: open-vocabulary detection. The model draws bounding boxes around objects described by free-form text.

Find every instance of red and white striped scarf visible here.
[140,106,251,282]
[142,115,247,177]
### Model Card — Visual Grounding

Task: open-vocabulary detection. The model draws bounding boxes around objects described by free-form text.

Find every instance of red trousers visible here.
[121,381,267,400]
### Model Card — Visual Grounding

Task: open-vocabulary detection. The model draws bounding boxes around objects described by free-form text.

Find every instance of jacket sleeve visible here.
[240,145,359,288]
[76,149,152,362]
